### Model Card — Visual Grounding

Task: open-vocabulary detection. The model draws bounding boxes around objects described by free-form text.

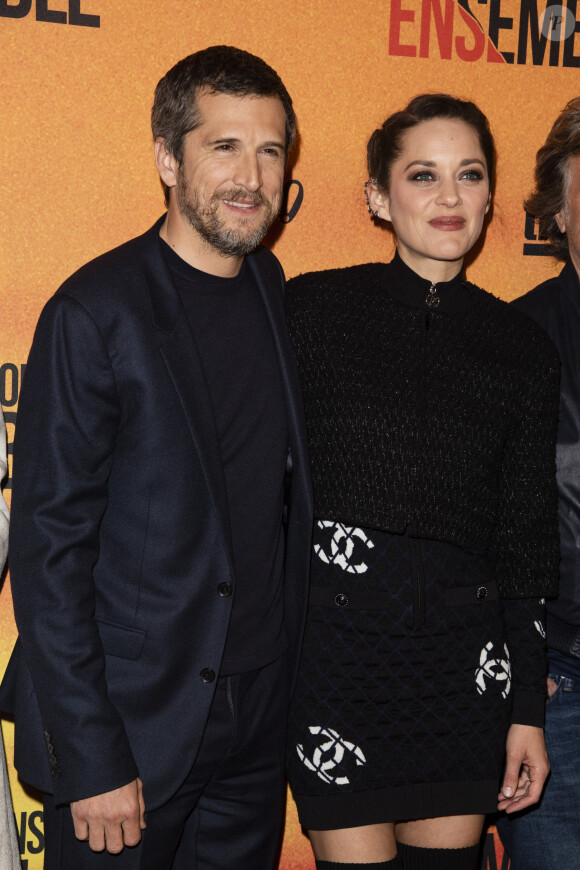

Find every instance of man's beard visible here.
[177,173,279,257]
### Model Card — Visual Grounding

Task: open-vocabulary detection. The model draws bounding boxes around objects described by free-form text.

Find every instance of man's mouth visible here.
[222,199,261,210]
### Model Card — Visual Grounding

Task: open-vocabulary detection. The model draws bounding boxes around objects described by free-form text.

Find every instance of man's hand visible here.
[497,724,550,813]
[71,778,146,853]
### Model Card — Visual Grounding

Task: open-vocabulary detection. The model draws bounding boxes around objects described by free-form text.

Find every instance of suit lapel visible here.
[248,249,300,435]
[248,248,312,507]
[139,220,234,569]
[248,248,313,677]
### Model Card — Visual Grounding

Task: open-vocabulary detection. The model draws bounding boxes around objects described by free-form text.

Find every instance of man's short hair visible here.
[152,45,297,206]
[525,97,580,261]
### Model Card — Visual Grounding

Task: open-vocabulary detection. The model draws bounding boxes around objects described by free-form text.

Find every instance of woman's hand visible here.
[497,724,549,813]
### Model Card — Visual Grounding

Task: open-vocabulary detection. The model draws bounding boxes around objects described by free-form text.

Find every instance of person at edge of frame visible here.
[284,94,560,870]
[0,410,21,870]
[0,45,312,870]
[497,96,580,870]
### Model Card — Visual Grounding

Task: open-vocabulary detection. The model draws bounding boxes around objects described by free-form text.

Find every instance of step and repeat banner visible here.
[1,1,578,867]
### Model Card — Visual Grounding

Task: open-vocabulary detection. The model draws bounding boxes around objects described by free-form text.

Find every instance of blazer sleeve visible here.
[0,411,9,576]
[9,292,139,804]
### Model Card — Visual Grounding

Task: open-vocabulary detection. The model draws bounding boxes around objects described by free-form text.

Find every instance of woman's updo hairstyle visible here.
[367,93,496,192]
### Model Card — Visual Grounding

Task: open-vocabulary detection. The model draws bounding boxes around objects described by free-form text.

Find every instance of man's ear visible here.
[555,209,567,235]
[367,182,391,221]
[155,138,178,192]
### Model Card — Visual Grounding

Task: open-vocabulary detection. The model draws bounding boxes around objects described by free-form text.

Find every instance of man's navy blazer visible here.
[1,218,313,808]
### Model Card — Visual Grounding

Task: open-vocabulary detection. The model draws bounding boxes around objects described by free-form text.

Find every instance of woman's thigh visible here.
[308,823,398,862]
[395,814,485,848]
[307,814,485,862]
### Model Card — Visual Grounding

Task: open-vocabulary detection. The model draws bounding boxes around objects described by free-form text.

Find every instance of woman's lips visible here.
[429,216,466,231]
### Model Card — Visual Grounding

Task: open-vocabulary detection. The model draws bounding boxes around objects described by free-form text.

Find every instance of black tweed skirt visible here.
[287,520,526,830]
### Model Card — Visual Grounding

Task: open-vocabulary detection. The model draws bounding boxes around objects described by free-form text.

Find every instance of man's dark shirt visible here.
[162,239,288,674]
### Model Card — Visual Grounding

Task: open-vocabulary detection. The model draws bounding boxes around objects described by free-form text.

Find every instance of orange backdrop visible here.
[1,1,578,866]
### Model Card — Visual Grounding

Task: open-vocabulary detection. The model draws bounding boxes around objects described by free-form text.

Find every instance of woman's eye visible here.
[411,171,434,182]
[461,169,484,181]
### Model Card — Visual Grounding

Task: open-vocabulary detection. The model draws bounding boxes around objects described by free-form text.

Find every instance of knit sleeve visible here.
[503,597,547,727]
[490,339,560,599]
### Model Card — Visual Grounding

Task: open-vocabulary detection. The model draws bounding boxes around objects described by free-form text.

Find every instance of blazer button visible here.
[335,593,349,607]
[476,586,488,600]
[218,582,232,597]
[200,668,215,683]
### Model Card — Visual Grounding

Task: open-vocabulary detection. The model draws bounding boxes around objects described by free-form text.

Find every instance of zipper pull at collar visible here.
[426,283,440,309]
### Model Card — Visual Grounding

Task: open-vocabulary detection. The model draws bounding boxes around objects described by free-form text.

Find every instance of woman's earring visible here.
[365,179,380,219]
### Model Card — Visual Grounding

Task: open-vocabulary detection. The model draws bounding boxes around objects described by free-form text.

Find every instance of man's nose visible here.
[233,152,262,191]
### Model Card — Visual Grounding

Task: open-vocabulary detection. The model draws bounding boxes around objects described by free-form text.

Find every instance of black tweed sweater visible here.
[286,254,561,599]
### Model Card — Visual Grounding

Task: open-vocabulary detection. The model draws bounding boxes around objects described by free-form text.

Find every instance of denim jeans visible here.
[496,672,580,870]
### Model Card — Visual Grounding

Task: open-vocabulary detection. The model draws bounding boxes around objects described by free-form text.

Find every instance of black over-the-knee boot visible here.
[397,842,481,869]
[315,858,403,869]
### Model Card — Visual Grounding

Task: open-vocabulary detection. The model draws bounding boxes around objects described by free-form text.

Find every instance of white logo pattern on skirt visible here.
[475,641,511,699]
[296,726,367,786]
[314,521,375,574]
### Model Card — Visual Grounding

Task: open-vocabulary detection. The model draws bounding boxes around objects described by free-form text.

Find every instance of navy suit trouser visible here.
[43,653,290,870]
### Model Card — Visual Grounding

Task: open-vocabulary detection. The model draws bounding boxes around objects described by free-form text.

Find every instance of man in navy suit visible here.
[2,45,312,869]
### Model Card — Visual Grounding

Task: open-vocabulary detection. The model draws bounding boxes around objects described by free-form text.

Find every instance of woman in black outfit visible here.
[285,94,560,870]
